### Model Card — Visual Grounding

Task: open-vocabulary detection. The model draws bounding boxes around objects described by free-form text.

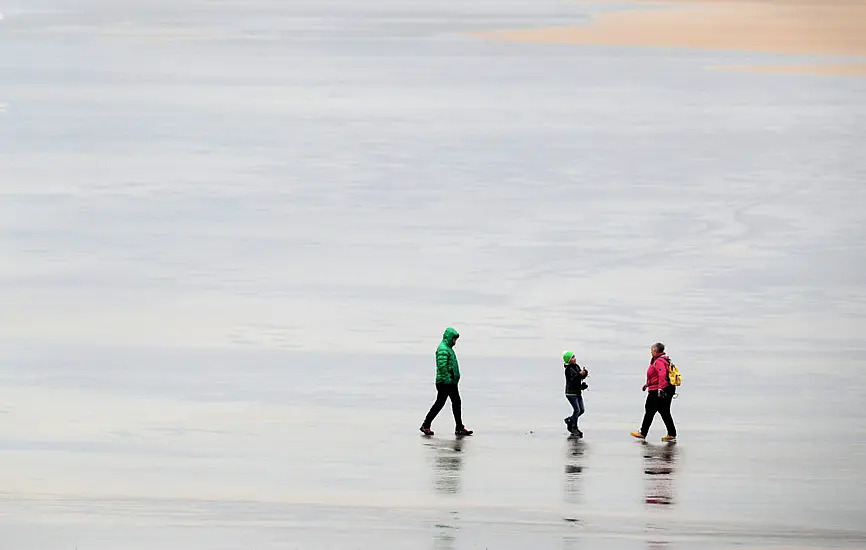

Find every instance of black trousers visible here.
[423,383,464,430]
[640,387,676,437]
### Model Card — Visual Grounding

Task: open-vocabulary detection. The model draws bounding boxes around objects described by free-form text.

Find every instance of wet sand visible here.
[1,347,865,550]
[471,0,866,75]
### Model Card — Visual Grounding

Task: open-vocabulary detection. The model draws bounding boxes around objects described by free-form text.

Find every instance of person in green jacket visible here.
[420,327,473,436]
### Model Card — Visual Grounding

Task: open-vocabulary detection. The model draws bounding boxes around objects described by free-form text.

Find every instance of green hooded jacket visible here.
[435,327,460,384]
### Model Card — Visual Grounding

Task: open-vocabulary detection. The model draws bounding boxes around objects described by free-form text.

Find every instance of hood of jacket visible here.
[442,327,459,347]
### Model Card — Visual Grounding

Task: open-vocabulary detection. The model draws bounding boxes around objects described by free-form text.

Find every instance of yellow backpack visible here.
[667,358,682,387]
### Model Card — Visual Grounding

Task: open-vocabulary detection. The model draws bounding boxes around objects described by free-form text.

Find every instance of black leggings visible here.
[641,387,676,437]
[423,383,464,430]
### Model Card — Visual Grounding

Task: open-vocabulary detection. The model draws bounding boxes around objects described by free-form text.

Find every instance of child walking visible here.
[562,351,589,437]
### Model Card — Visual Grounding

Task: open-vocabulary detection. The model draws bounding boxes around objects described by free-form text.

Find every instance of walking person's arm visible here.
[436,346,452,384]
[654,357,669,396]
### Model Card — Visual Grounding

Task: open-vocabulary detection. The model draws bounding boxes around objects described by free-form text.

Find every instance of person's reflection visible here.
[427,437,464,495]
[432,511,459,550]
[561,433,586,550]
[563,437,586,505]
[425,440,464,550]
[642,441,678,507]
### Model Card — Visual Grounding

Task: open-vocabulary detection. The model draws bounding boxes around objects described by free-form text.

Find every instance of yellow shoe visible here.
[661,435,677,442]
[630,431,645,439]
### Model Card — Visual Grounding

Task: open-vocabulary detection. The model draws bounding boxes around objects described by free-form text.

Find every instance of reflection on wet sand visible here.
[562,437,587,548]
[426,437,465,495]
[433,511,459,550]
[563,436,587,506]
[425,437,465,550]
[642,442,679,550]
[645,538,670,550]
[642,442,679,507]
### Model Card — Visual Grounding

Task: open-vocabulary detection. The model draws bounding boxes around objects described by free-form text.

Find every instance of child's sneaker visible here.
[420,425,434,436]
[455,427,474,436]
[630,431,645,439]
[661,435,677,442]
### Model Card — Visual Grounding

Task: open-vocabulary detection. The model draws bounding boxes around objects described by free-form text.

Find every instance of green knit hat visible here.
[562,351,574,364]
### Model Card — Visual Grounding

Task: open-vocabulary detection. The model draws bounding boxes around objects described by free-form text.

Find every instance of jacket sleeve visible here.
[436,346,452,383]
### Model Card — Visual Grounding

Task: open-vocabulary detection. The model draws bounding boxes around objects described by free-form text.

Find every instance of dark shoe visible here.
[420,425,434,436]
[564,417,574,429]
[455,428,473,436]
[573,428,584,438]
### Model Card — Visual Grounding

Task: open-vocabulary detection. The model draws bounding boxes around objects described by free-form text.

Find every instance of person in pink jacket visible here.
[631,342,677,442]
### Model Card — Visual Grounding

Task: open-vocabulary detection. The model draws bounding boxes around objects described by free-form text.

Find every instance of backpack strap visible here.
[655,355,671,382]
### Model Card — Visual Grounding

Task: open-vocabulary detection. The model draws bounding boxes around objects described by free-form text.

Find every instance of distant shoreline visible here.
[469,0,866,76]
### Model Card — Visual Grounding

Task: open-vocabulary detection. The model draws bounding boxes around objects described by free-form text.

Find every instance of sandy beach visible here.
[1,0,865,547]
[717,63,866,76]
[471,0,866,75]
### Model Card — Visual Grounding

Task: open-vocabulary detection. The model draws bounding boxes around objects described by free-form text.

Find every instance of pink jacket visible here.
[646,355,670,391]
